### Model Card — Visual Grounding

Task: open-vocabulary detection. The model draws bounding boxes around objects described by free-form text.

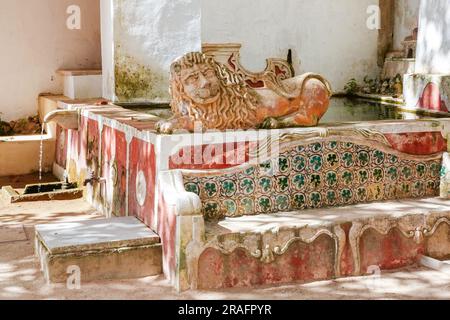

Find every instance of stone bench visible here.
[157,134,450,291]
[160,169,450,291]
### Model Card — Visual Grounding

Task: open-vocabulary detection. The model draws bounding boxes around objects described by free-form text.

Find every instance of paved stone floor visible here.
[1,175,450,300]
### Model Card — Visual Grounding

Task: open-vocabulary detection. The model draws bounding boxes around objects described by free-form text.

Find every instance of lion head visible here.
[169,52,259,130]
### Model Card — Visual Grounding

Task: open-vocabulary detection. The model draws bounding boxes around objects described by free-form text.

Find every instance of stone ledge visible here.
[35,217,162,283]
[1,186,83,204]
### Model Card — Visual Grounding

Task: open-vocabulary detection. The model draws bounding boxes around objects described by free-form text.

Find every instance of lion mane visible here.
[170,52,259,130]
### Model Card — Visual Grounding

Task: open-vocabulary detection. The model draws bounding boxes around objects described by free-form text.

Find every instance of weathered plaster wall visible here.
[393,0,420,51]
[102,0,202,103]
[415,0,450,74]
[201,0,380,92]
[101,0,115,102]
[0,0,101,121]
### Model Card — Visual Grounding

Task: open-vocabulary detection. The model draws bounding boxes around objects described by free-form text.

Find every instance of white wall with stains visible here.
[393,0,421,51]
[0,0,101,121]
[201,0,380,92]
[415,0,450,74]
[101,0,381,100]
[101,0,202,103]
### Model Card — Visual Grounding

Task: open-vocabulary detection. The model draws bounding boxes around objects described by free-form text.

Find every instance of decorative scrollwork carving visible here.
[204,226,345,277]
[349,214,450,276]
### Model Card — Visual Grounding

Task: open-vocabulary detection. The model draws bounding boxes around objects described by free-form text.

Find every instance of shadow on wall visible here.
[416,0,450,74]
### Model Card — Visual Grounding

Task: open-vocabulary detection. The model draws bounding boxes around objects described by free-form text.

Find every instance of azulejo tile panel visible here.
[183,141,443,220]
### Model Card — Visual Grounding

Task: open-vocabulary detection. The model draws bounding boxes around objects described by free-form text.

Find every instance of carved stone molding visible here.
[349,214,450,276]
[202,43,295,95]
[201,224,346,277]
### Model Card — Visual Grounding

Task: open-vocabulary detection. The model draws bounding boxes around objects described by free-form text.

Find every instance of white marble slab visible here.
[35,217,159,254]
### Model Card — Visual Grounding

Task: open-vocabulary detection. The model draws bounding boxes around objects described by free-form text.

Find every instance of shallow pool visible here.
[320,97,443,123]
[122,97,445,124]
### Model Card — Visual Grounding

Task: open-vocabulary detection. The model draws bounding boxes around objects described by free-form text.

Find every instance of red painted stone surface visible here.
[128,138,156,227]
[68,116,89,175]
[359,228,424,273]
[85,118,99,178]
[169,141,257,170]
[157,191,177,282]
[339,223,355,276]
[197,235,335,289]
[385,132,447,155]
[55,125,68,168]
[101,125,127,217]
[425,223,450,259]
[419,83,448,112]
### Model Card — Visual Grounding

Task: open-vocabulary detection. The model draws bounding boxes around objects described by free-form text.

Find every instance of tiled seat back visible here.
[182,139,443,221]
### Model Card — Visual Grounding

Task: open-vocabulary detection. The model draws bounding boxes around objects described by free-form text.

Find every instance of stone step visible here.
[35,217,162,284]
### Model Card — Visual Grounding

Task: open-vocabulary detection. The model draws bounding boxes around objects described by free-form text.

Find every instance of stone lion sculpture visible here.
[156,52,332,133]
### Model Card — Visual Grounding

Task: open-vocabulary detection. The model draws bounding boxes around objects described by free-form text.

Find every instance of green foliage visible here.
[0,119,13,136]
[344,78,359,94]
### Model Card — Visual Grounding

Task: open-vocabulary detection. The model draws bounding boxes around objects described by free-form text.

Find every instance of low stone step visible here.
[35,217,162,284]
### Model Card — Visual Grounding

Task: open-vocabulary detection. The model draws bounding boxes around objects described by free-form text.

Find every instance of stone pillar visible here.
[100,0,202,104]
[404,0,450,112]
[378,0,395,67]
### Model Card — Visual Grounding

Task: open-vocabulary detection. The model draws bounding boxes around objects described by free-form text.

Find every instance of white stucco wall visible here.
[101,0,115,101]
[415,0,450,74]
[103,0,202,103]
[0,0,101,121]
[201,0,380,92]
[393,0,420,51]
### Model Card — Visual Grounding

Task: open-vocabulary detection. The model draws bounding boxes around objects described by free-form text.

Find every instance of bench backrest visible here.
[181,135,443,221]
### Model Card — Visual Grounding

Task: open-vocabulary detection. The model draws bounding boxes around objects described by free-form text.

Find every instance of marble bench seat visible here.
[208,197,450,236]
[184,196,450,290]
[159,168,450,291]
[157,160,450,290]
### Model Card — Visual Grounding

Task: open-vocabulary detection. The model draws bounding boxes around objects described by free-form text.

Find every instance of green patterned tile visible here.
[342,152,354,167]
[240,178,255,194]
[259,177,272,193]
[224,199,237,215]
[326,153,339,167]
[373,150,385,165]
[240,198,254,215]
[293,193,306,209]
[326,171,338,187]
[341,171,353,185]
[185,182,200,195]
[258,196,272,213]
[292,174,306,190]
[221,179,237,197]
[204,181,218,197]
[277,176,289,192]
[310,155,323,171]
[373,168,384,182]
[276,195,289,211]
[293,155,306,172]
[310,192,322,207]
[326,190,337,205]
[357,151,370,166]
[278,157,289,173]
[183,140,442,219]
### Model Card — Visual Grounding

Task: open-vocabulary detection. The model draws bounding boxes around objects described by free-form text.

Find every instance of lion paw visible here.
[155,120,174,134]
[260,117,281,129]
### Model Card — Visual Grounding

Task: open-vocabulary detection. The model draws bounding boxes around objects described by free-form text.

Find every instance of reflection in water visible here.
[123,97,443,124]
[321,98,422,123]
